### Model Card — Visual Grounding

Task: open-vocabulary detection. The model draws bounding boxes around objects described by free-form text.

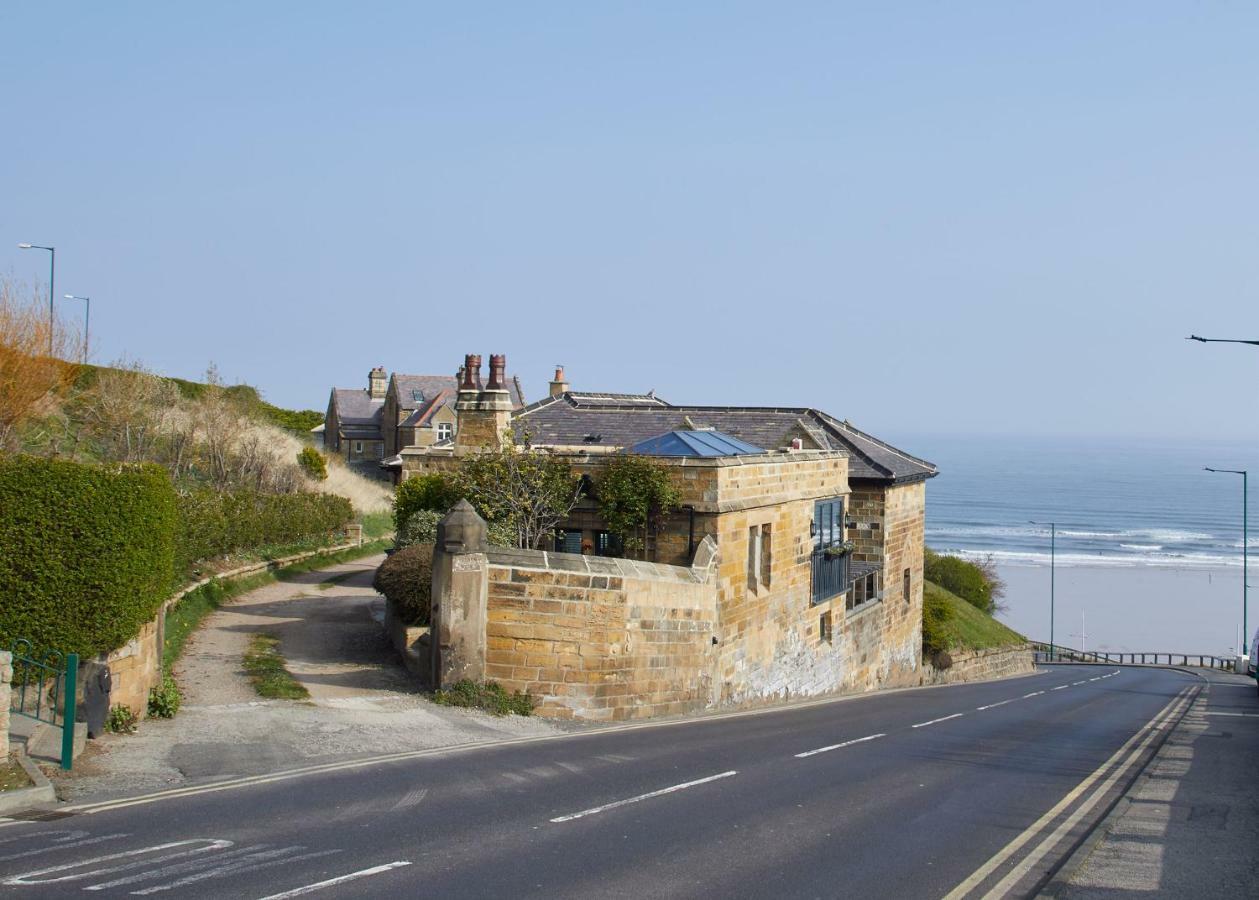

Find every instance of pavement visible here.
[1045,666,1259,898]
[49,556,571,804]
[0,664,1226,899]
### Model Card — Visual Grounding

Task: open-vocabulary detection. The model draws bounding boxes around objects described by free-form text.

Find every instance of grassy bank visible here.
[162,538,389,669]
[925,581,1025,653]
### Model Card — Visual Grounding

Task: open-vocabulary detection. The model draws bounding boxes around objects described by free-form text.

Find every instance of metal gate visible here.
[8,639,78,770]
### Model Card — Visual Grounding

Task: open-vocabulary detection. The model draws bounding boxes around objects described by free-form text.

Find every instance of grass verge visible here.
[242,634,310,700]
[925,581,1026,653]
[163,539,390,669]
[434,679,535,716]
[0,759,33,792]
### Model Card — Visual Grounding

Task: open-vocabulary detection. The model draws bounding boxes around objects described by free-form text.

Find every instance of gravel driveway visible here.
[55,554,571,803]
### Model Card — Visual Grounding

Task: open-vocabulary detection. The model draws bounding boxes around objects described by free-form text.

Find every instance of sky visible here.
[2,3,1257,443]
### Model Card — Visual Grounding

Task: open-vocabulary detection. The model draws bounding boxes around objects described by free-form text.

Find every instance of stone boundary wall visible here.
[1,650,11,756]
[480,539,720,721]
[921,645,1034,686]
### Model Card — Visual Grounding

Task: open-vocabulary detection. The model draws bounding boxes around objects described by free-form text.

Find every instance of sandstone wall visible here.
[921,645,1034,685]
[482,545,719,721]
[104,615,163,717]
[0,650,11,756]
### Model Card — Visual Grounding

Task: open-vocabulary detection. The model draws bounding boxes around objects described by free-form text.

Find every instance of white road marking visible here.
[795,733,886,758]
[942,686,1195,900]
[1088,677,1101,682]
[1073,681,1088,686]
[912,713,963,729]
[1023,691,1046,698]
[1051,685,1069,691]
[133,848,340,895]
[255,861,412,898]
[976,698,1017,711]
[83,844,274,891]
[390,787,429,811]
[2,839,232,886]
[1203,711,1259,718]
[0,831,128,863]
[549,770,738,823]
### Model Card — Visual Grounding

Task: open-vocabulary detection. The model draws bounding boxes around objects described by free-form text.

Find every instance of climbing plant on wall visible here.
[595,454,681,558]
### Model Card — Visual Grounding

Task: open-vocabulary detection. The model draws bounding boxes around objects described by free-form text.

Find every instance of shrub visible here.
[106,704,138,734]
[434,679,535,716]
[373,543,434,626]
[397,509,443,549]
[176,489,353,574]
[922,582,956,655]
[0,456,177,657]
[147,674,182,718]
[596,455,681,556]
[296,447,328,481]
[923,548,997,614]
[393,474,461,533]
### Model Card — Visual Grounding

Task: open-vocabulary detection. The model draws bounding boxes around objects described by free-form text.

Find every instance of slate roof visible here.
[630,430,766,457]
[331,389,384,439]
[514,393,936,483]
[392,374,525,413]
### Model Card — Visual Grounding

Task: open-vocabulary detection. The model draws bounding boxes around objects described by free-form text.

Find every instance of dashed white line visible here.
[549,770,738,823]
[795,733,886,758]
[1073,681,1088,686]
[1203,711,1259,718]
[976,698,1017,711]
[1088,677,1101,682]
[912,713,964,729]
[255,861,412,899]
[1051,685,1069,691]
[1023,691,1046,698]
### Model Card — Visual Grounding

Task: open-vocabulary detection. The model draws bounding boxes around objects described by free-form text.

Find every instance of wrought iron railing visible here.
[8,639,79,770]
[1031,641,1237,671]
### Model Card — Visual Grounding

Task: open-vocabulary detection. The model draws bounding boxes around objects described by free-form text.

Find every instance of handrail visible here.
[1030,641,1238,671]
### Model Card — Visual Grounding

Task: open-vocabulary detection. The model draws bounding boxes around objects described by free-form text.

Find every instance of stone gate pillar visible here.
[430,500,489,688]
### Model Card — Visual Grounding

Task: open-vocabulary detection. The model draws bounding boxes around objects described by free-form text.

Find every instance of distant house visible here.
[322,365,525,472]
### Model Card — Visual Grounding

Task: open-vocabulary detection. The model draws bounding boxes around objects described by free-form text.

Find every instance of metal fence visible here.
[8,639,78,770]
[1031,641,1235,671]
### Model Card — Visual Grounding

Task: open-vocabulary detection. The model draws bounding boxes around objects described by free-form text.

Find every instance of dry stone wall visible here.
[0,650,11,756]
[922,645,1034,685]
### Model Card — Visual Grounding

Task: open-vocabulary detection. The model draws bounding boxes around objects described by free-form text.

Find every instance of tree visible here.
[452,434,584,550]
[297,446,328,481]
[393,472,462,532]
[595,454,681,558]
[0,278,78,452]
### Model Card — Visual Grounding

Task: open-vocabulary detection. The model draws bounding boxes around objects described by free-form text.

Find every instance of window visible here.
[760,524,772,587]
[747,526,762,591]
[354,441,363,454]
[555,529,583,554]
[903,568,912,604]
[437,422,453,441]
[820,611,833,644]
[811,497,848,605]
[374,443,385,459]
[594,531,622,557]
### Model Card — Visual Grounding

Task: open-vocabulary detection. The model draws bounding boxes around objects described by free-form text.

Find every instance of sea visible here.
[903,434,1256,657]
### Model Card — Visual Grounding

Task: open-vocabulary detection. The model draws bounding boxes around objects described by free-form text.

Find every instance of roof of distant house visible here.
[392,374,525,413]
[515,392,936,483]
[630,429,766,458]
[331,389,384,428]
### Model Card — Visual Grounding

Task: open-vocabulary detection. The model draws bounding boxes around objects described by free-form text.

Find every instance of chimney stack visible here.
[486,354,507,391]
[459,354,481,393]
[548,365,570,398]
[368,366,387,400]
[454,352,513,455]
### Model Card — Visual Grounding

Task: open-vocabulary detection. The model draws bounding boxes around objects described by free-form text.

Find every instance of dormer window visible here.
[411,389,425,403]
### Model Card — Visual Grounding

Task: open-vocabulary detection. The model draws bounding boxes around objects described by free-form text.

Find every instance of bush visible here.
[922,582,956,655]
[296,447,328,481]
[923,548,998,614]
[397,509,443,549]
[393,474,460,533]
[176,489,353,574]
[147,673,182,718]
[373,543,434,625]
[106,704,138,734]
[0,456,177,657]
[434,679,535,716]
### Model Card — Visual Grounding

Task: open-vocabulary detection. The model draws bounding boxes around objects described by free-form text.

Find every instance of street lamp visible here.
[1205,467,1249,658]
[1187,335,1259,346]
[63,294,90,363]
[17,243,55,355]
[1030,520,1057,660]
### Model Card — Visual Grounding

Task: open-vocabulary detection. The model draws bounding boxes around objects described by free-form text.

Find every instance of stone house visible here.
[400,354,936,721]
[322,365,525,471]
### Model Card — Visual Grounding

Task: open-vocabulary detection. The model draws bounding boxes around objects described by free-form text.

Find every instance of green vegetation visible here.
[317,570,357,590]
[0,456,177,657]
[296,446,328,481]
[147,674,182,718]
[434,679,535,716]
[596,455,681,556]
[923,581,1025,654]
[0,759,33,792]
[393,473,461,532]
[176,489,353,576]
[242,634,310,700]
[162,540,389,668]
[359,510,394,540]
[397,509,443,549]
[923,548,1005,615]
[373,543,434,626]
[106,705,138,734]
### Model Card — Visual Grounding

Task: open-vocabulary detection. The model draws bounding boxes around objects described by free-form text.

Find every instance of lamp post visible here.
[63,294,90,363]
[1187,335,1259,346]
[1205,467,1248,657]
[1030,520,1056,660]
[17,243,55,355]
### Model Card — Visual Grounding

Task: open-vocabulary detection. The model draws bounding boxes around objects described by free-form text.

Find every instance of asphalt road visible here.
[0,664,1199,899]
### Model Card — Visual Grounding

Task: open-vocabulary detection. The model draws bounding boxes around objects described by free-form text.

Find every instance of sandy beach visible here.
[995,563,1248,659]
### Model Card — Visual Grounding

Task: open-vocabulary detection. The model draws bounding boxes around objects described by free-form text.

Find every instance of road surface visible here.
[0,664,1199,899]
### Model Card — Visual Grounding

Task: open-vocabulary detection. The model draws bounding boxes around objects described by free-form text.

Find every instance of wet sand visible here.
[995,563,1248,658]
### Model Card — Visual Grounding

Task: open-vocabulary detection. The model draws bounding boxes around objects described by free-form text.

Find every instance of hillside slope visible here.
[925,581,1026,652]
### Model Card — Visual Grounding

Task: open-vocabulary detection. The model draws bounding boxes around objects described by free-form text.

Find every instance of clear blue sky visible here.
[3,3,1256,441]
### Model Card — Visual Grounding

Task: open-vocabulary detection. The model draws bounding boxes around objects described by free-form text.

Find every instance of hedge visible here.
[176,489,353,574]
[373,543,433,626]
[0,456,178,657]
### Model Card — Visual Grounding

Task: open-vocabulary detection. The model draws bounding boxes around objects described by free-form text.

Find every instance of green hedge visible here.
[176,489,353,574]
[923,548,997,614]
[0,456,178,657]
